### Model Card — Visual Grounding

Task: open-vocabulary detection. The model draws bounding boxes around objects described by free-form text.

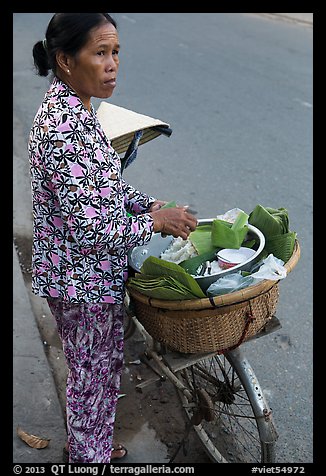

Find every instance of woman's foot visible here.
[111,444,128,460]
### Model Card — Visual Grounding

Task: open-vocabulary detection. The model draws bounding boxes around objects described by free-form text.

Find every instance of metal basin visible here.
[128,218,265,292]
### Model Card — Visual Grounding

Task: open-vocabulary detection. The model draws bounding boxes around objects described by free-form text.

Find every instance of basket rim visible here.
[127,240,300,311]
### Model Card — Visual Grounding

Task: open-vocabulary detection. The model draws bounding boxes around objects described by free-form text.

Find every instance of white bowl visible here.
[217,247,256,270]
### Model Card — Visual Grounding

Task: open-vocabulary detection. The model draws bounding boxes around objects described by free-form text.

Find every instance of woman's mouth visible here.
[104,78,116,87]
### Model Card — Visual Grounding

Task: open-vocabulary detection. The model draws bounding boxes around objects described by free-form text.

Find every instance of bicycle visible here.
[123,239,300,464]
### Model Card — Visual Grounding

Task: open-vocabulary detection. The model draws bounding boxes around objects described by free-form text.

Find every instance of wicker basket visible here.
[127,241,300,354]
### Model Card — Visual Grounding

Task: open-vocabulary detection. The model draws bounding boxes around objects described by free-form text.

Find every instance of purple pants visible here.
[47,298,124,463]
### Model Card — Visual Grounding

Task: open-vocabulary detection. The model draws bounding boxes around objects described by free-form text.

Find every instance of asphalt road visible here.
[13,13,313,463]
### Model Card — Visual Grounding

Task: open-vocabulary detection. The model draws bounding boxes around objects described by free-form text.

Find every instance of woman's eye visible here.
[97,50,105,56]
[113,49,119,56]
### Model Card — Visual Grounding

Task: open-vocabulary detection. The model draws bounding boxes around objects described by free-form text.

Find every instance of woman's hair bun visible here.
[32,40,51,77]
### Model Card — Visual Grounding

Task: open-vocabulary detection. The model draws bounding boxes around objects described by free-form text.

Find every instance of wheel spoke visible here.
[177,354,275,463]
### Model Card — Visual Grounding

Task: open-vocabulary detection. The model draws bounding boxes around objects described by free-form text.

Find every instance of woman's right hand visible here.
[149,206,198,240]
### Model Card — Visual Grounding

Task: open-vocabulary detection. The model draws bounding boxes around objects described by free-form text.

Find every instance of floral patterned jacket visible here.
[28,77,155,304]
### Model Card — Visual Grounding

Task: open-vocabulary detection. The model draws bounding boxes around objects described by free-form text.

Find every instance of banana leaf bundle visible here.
[211,211,249,249]
[127,255,206,300]
[188,224,215,255]
[248,205,296,263]
[127,274,202,300]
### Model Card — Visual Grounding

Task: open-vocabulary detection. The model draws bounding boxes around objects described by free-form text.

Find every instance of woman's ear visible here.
[56,50,71,74]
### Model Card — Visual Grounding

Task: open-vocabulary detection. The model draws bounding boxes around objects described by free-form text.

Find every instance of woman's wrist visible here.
[149,211,163,233]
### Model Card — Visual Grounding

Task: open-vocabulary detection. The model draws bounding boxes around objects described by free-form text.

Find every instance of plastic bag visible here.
[249,254,287,281]
[206,254,287,297]
[207,272,254,296]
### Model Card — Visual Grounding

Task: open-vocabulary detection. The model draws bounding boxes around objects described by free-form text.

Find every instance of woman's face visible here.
[63,22,120,109]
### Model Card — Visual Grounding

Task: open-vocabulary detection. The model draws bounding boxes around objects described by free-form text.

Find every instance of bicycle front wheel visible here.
[176,348,278,463]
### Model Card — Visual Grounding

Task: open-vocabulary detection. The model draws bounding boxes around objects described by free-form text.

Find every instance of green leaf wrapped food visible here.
[248,205,296,262]
[265,232,297,263]
[188,224,215,255]
[211,211,249,249]
[249,205,289,236]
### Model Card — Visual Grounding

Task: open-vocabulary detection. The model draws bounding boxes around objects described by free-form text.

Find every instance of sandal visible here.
[62,443,128,462]
[111,444,128,461]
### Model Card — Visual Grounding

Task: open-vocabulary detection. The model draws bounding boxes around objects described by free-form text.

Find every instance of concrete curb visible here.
[13,243,67,463]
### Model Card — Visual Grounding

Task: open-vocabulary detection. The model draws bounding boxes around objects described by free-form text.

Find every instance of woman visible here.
[29,13,197,463]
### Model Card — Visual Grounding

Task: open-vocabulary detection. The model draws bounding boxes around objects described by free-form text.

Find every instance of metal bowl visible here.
[128,218,265,292]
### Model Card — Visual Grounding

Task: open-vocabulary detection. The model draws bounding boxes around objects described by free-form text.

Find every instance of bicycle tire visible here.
[176,348,278,463]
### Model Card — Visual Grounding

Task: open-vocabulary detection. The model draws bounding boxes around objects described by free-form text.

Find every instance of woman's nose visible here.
[106,56,118,72]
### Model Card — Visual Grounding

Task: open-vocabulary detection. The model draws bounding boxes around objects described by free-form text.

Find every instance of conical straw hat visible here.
[97,101,171,155]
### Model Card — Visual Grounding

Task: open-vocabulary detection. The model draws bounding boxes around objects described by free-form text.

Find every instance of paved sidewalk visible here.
[13,243,67,463]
